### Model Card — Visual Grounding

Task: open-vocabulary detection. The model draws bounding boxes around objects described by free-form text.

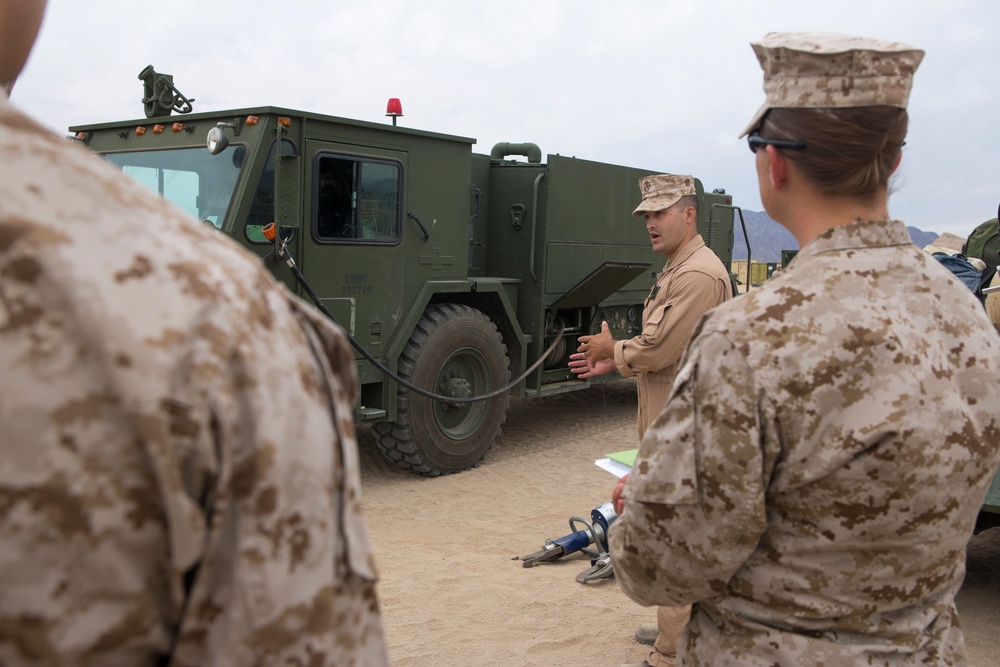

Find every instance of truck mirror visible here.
[273,140,300,233]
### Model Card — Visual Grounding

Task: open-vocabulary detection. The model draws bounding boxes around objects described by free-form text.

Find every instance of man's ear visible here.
[684,203,698,225]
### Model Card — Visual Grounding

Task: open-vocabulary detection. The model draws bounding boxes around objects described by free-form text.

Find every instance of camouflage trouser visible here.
[648,605,690,666]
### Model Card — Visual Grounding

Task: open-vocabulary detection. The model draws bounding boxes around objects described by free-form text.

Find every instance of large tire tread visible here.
[373,304,509,476]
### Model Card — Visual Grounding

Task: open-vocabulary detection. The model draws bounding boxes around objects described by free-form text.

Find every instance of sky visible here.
[11,0,1000,239]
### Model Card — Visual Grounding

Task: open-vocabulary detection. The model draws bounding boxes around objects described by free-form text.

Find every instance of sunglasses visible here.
[747,130,806,154]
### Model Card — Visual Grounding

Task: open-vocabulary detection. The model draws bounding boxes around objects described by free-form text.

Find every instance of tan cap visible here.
[632,174,696,217]
[740,32,925,137]
[926,233,966,254]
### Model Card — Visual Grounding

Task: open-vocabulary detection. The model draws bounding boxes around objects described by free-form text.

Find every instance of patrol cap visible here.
[632,174,696,217]
[924,232,965,254]
[740,32,925,137]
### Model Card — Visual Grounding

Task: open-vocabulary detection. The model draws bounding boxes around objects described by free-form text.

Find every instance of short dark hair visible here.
[673,194,699,216]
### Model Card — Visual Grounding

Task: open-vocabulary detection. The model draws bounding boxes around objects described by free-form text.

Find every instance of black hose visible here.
[277,248,564,404]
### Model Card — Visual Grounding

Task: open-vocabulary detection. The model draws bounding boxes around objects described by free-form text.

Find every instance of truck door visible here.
[300,140,408,363]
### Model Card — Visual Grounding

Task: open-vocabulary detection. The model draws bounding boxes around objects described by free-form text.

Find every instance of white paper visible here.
[595,458,631,479]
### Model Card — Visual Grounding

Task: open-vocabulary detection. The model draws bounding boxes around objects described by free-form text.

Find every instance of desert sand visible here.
[357,379,1000,667]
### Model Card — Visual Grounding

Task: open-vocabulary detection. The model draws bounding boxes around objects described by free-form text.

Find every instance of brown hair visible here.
[761,107,908,202]
[672,194,699,216]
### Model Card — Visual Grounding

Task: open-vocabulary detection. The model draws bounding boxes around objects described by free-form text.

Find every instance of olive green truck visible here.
[68,69,741,476]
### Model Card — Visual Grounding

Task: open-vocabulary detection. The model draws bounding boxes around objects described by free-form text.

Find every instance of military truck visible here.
[67,68,739,476]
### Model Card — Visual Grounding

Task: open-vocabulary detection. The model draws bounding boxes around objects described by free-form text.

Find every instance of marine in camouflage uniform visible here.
[610,32,1000,666]
[574,174,732,440]
[612,218,1000,665]
[617,178,731,667]
[576,175,731,667]
[0,92,388,665]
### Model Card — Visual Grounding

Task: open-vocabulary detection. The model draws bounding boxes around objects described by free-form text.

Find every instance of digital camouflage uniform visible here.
[0,98,389,666]
[611,219,1000,665]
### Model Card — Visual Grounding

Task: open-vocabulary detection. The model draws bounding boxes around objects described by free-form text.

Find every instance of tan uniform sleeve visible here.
[613,270,726,378]
[609,326,776,607]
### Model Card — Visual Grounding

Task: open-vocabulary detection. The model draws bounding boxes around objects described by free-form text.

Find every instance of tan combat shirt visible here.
[611,219,1000,666]
[0,98,389,666]
[613,235,731,437]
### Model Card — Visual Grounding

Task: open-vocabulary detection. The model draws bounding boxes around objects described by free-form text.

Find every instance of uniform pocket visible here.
[644,303,668,329]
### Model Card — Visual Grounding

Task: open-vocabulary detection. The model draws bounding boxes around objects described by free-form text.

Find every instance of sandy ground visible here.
[357,379,1000,667]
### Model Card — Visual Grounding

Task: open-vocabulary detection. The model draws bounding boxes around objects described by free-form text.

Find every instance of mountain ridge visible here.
[729,210,940,263]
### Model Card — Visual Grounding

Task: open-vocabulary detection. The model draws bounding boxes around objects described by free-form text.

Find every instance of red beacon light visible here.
[386,98,403,126]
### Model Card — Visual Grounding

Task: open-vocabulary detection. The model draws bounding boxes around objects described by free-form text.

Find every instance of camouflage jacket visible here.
[0,98,388,666]
[613,235,731,438]
[610,219,1000,665]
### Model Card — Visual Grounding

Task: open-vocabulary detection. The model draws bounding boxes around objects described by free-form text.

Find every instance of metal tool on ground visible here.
[519,502,617,583]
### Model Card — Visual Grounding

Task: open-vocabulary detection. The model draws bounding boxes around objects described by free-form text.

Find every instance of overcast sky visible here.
[12,0,999,240]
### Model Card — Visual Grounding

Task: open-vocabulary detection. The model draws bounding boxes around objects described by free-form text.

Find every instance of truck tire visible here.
[373,304,510,476]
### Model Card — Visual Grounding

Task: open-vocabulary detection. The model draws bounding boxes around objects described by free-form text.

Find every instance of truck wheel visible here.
[373,304,510,476]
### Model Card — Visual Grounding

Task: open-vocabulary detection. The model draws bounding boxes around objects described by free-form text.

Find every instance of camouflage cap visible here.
[739,32,925,137]
[632,174,696,217]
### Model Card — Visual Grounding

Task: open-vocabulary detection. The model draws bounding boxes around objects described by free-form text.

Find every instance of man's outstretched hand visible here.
[568,352,616,379]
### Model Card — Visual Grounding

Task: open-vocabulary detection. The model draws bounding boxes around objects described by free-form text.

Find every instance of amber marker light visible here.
[172,122,184,132]
[135,126,147,135]
[246,115,259,126]
[153,124,165,134]
[277,117,292,127]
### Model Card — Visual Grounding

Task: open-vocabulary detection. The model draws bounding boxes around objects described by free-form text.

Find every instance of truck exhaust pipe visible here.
[490,142,542,164]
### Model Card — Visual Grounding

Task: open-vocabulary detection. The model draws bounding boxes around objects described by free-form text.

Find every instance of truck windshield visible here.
[104,146,245,229]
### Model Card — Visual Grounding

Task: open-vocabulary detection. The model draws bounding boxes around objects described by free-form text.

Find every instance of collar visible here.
[664,234,706,270]
[793,219,912,264]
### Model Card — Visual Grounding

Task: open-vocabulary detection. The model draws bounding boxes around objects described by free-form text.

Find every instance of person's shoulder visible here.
[676,245,730,279]
[696,281,774,333]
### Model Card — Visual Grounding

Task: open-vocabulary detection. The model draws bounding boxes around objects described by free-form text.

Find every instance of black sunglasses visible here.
[748,130,806,154]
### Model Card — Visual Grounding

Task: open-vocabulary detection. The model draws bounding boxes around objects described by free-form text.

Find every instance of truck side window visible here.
[315,154,400,242]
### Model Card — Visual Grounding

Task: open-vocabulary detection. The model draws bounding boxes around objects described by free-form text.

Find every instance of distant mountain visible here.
[907,227,939,249]
[731,210,797,263]
[730,210,940,263]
